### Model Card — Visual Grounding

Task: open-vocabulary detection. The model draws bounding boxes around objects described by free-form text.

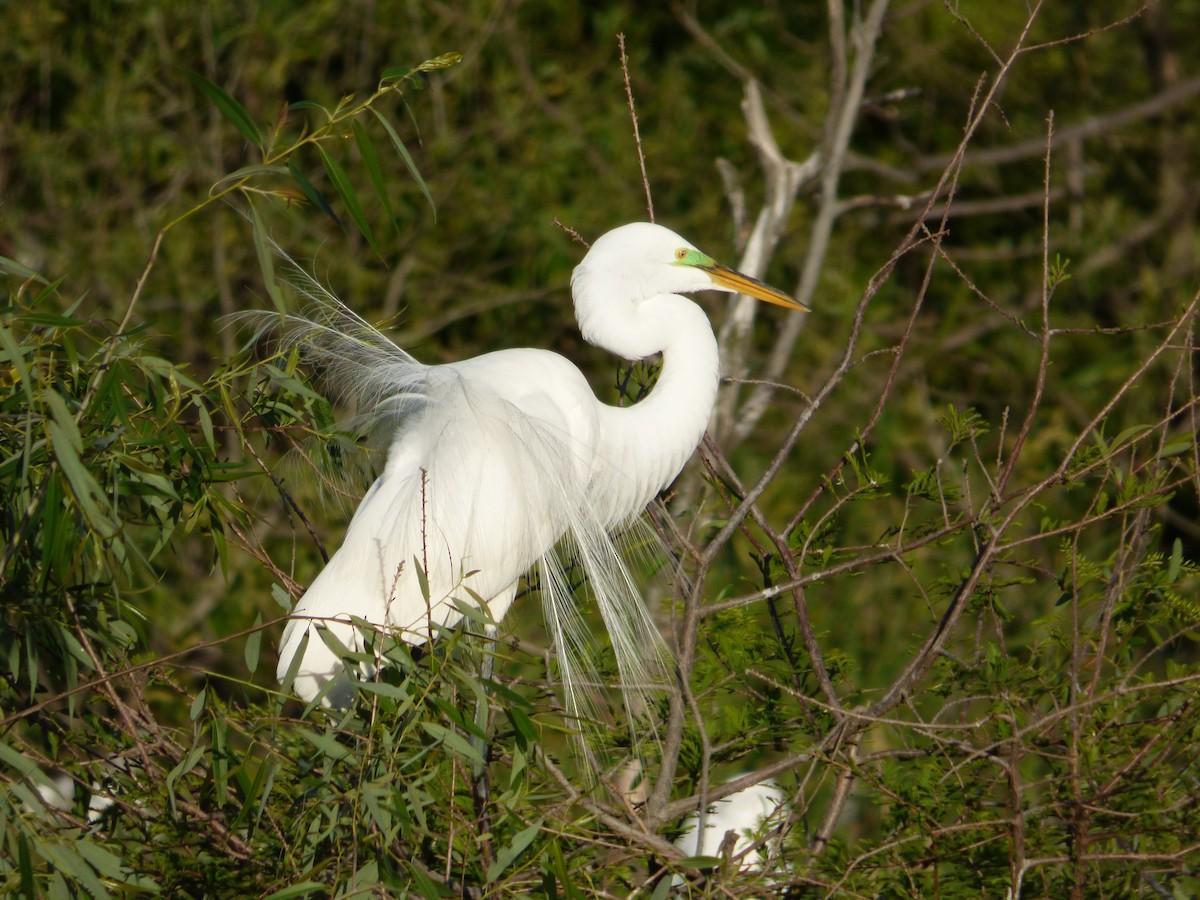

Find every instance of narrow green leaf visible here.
[185,69,263,149]
[355,680,412,701]
[677,855,723,869]
[451,595,497,629]
[362,784,393,838]
[548,840,576,900]
[372,107,436,220]
[137,353,202,388]
[0,320,34,404]
[510,745,527,788]
[17,833,34,899]
[288,100,328,115]
[407,865,442,899]
[316,621,361,662]
[262,882,328,899]
[166,742,206,814]
[317,144,381,257]
[45,390,118,536]
[299,728,356,763]
[1158,434,1194,458]
[58,626,95,672]
[17,312,85,327]
[1167,538,1183,583]
[49,871,71,900]
[245,613,263,674]
[287,159,341,228]
[213,522,229,577]
[74,839,156,887]
[248,200,286,313]
[231,757,280,832]
[507,706,537,744]
[0,254,48,284]
[39,844,110,900]
[353,119,398,230]
[487,820,542,882]
[214,163,290,187]
[413,557,431,603]
[193,395,216,453]
[1111,424,1151,450]
[23,277,67,309]
[420,722,484,765]
[8,780,48,812]
[190,685,207,721]
[275,629,308,714]
[350,860,381,893]
[109,620,137,649]
[0,740,40,777]
[271,583,293,611]
[429,693,485,738]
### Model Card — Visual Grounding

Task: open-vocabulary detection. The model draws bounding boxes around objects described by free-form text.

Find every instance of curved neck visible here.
[588,293,720,523]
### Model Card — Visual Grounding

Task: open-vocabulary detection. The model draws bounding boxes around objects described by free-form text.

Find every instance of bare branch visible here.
[726,0,893,450]
[617,33,654,223]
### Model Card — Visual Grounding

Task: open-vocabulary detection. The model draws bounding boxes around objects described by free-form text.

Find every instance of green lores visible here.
[672,247,715,268]
[674,245,810,311]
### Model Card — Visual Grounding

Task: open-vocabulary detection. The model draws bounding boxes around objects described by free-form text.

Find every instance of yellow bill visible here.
[703,262,810,312]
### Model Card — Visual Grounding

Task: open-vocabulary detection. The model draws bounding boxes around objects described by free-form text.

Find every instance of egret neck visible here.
[576,283,720,526]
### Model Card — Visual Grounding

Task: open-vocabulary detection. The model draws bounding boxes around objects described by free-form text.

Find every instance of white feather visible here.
[675,777,787,869]
[254,222,802,750]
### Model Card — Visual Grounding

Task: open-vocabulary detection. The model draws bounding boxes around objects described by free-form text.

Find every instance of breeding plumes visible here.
[269,222,807,726]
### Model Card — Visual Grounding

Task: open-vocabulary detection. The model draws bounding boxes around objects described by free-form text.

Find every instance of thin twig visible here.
[618,33,654,223]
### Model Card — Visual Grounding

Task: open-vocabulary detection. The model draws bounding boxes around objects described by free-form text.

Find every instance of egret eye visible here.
[674,248,688,261]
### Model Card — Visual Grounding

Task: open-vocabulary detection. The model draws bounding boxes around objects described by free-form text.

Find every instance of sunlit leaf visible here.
[372,108,436,220]
[420,722,484,765]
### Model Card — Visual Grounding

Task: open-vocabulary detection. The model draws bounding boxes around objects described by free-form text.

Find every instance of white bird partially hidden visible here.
[270,222,807,723]
[675,777,787,870]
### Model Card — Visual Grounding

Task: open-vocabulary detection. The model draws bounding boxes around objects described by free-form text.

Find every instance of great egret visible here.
[675,777,787,870]
[271,222,807,722]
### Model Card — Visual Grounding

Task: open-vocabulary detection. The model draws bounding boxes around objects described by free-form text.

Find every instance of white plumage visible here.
[270,222,806,721]
[676,778,787,869]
